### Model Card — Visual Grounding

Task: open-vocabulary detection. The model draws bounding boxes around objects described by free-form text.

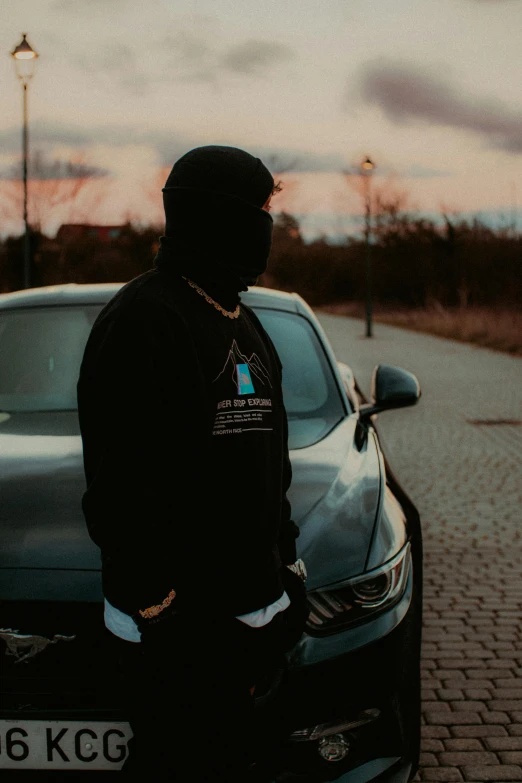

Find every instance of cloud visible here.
[0,122,93,156]
[71,43,137,77]
[70,42,152,95]
[90,44,137,73]
[160,32,213,67]
[148,139,345,173]
[402,163,455,178]
[0,151,108,181]
[64,29,295,91]
[357,59,522,154]
[0,121,196,170]
[151,141,343,173]
[222,40,294,76]
[158,32,217,84]
[0,120,348,176]
[51,0,130,13]
[247,147,345,174]
[157,36,295,84]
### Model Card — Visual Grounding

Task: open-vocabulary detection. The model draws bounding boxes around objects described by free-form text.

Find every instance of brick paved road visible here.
[316,314,522,783]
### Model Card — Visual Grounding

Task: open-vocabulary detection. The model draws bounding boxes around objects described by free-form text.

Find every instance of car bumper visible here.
[252,570,421,783]
[277,757,412,783]
[1,571,420,782]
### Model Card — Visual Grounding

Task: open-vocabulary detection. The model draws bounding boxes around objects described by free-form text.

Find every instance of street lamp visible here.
[10,33,39,289]
[360,156,375,337]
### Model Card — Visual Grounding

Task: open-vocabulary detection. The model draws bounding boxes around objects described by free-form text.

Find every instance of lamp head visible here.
[11,34,38,82]
[361,156,375,173]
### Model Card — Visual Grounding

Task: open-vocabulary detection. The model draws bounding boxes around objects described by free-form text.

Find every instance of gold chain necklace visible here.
[182,276,240,319]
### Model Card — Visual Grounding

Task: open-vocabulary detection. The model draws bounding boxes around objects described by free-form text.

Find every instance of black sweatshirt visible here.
[77,267,299,618]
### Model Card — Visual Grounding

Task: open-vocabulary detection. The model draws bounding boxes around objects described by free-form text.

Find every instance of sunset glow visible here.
[1,0,521,239]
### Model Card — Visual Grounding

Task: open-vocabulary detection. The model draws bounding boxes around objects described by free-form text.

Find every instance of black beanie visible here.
[163,145,274,208]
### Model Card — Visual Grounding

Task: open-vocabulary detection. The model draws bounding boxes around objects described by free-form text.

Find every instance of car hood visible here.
[0,412,97,568]
[0,412,101,600]
[0,412,381,598]
[288,416,381,590]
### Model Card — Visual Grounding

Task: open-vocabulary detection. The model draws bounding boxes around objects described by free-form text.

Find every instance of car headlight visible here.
[306,542,411,635]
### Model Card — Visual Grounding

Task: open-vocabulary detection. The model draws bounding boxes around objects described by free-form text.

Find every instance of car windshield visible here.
[0,305,102,414]
[253,308,346,449]
[0,303,346,448]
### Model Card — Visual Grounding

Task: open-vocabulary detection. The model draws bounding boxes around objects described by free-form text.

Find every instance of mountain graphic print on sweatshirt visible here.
[213,339,274,436]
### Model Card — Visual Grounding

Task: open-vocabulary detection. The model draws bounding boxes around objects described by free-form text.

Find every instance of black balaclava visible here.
[155,145,275,308]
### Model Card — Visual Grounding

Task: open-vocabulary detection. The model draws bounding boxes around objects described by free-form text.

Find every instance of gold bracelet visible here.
[286,559,307,582]
[138,588,177,620]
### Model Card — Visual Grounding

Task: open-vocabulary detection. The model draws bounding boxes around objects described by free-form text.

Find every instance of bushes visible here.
[0,213,520,314]
[264,212,521,311]
[0,224,160,292]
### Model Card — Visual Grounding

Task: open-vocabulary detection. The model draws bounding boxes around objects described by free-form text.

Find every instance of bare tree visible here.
[140,165,171,229]
[260,153,302,207]
[0,151,108,234]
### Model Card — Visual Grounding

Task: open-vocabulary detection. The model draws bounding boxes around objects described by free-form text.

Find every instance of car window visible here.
[253,308,346,449]
[0,303,347,448]
[0,305,102,412]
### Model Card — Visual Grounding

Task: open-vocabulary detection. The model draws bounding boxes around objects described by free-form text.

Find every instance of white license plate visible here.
[0,719,133,770]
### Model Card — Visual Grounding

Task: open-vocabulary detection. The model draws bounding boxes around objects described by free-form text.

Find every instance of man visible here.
[77,145,309,781]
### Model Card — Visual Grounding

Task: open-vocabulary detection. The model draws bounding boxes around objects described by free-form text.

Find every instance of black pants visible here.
[119,578,309,781]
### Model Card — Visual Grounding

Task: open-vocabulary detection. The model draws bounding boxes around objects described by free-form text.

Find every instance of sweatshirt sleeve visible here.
[277,408,300,565]
[246,310,300,567]
[79,296,212,616]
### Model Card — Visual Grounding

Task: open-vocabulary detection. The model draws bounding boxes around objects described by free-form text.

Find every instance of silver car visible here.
[0,283,422,782]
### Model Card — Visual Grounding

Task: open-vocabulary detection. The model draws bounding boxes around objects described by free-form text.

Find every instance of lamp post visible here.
[360,156,375,337]
[10,33,39,290]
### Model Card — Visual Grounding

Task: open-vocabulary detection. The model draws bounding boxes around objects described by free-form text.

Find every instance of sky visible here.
[1,0,522,239]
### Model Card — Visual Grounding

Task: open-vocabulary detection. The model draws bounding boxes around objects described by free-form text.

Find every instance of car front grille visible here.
[0,600,123,718]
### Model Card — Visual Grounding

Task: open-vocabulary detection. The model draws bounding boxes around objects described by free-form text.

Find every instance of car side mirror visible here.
[359,364,421,421]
